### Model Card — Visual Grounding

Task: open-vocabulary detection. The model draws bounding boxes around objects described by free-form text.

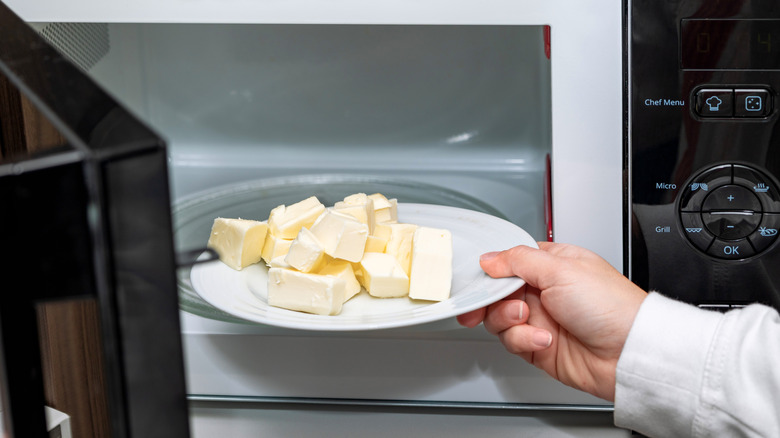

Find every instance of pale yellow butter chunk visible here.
[267,196,326,239]
[207,218,268,270]
[318,260,362,302]
[384,223,418,276]
[261,232,293,264]
[372,222,393,239]
[285,227,328,273]
[409,227,453,301]
[334,193,376,234]
[364,235,387,253]
[369,193,398,223]
[358,252,409,298]
[267,268,345,315]
[310,210,369,263]
[342,193,371,205]
[267,255,292,269]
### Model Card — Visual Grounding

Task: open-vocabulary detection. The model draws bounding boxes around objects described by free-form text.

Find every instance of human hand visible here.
[457,242,647,401]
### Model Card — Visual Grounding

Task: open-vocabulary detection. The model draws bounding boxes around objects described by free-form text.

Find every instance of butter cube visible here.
[342,193,371,204]
[364,235,387,253]
[261,232,293,264]
[207,218,268,270]
[409,227,453,302]
[268,196,326,239]
[267,256,292,269]
[319,260,362,302]
[267,268,345,315]
[351,261,365,285]
[358,252,409,298]
[369,193,398,223]
[384,223,418,276]
[334,193,376,234]
[372,222,393,239]
[285,227,328,273]
[310,210,369,263]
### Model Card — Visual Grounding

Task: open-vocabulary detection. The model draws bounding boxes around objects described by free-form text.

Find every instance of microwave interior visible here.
[22,20,612,414]
[67,22,553,238]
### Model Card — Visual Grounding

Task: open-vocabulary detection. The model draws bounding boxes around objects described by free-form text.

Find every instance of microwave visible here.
[6,0,777,436]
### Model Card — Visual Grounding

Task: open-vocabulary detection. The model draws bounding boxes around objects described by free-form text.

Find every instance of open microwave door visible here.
[0,3,190,437]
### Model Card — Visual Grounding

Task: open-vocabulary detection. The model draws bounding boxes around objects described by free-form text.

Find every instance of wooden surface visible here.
[36,300,112,438]
[0,73,65,160]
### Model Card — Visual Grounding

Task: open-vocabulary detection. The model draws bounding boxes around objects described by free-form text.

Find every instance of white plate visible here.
[190,203,536,331]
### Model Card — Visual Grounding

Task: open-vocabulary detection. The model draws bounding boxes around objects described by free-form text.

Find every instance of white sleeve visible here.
[613,292,780,437]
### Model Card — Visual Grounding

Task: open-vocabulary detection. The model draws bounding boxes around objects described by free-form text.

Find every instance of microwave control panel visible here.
[628,0,780,310]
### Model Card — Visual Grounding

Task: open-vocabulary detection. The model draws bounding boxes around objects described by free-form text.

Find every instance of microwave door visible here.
[0,3,190,437]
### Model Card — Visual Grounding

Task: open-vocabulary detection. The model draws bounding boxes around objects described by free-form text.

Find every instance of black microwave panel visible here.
[628,0,780,310]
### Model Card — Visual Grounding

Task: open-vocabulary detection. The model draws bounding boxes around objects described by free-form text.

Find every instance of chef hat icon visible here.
[706,96,722,111]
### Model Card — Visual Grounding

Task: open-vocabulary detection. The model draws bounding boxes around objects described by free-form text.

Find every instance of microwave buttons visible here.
[680,212,715,251]
[701,185,761,212]
[735,89,772,117]
[748,213,780,252]
[679,164,733,212]
[694,87,773,119]
[702,211,761,240]
[707,238,756,259]
[733,165,780,212]
[695,89,734,117]
[679,163,780,259]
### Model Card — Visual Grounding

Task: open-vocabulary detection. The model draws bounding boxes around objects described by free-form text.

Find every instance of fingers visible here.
[456,307,485,328]
[455,295,524,329]
[482,300,528,334]
[456,287,526,328]
[498,325,553,354]
[481,298,553,354]
[459,298,553,354]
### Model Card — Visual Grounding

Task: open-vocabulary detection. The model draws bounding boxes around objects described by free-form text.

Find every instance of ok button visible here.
[708,238,756,259]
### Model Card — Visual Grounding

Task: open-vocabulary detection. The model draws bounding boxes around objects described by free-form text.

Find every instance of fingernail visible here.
[518,301,524,320]
[533,330,552,347]
[480,251,499,261]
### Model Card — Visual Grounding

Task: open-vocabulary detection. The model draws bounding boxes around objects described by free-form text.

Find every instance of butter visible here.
[368,193,392,209]
[364,235,387,253]
[310,210,369,263]
[334,193,376,234]
[384,223,418,276]
[207,192,456,316]
[409,227,453,301]
[318,260,362,302]
[358,252,409,298]
[207,218,268,270]
[285,227,328,273]
[369,193,398,223]
[267,255,292,269]
[372,222,393,240]
[267,268,345,315]
[261,232,293,264]
[342,193,371,205]
[267,196,326,239]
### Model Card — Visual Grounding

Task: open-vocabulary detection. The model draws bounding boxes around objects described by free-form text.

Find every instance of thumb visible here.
[479,244,558,290]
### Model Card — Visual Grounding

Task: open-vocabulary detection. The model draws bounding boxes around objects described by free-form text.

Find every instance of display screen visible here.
[681,19,780,70]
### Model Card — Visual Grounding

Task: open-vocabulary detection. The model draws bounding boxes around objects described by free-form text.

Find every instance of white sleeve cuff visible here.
[613,292,724,436]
